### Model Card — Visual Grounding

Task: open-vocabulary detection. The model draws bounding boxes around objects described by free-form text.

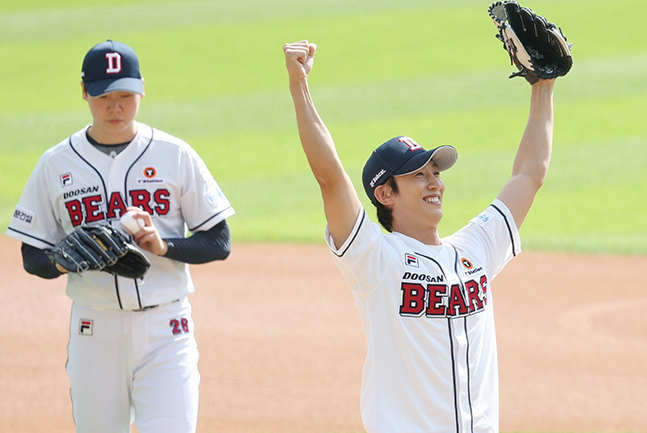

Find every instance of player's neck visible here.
[393,224,442,246]
[87,124,137,145]
[86,131,131,157]
[391,207,443,246]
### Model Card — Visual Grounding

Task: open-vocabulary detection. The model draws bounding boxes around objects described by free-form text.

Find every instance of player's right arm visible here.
[283,41,362,249]
[21,243,64,279]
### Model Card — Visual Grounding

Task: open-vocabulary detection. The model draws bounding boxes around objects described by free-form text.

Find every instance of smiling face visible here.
[374,161,445,244]
[82,83,144,144]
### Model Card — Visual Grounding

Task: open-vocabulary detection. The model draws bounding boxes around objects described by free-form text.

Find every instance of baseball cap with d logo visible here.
[81,39,143,97]
[362,136,458,206]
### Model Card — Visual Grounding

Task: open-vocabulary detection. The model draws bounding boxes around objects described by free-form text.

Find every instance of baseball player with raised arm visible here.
[284,39,556,433]
[6,40,235,433]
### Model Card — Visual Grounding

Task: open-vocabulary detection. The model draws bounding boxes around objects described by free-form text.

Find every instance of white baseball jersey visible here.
[6,122,235,310]
[325,199,520,433]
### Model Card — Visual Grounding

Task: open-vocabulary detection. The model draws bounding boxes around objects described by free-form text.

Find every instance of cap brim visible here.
[84,77,143,97]
[394,145,458,176]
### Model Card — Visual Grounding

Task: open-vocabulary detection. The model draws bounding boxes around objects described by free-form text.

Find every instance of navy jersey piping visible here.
[6,227,55,248]
[69,137,109,208]
[464,318,474,433]
[447,318,460,432]
[134,278,143,309]
[121,130,153,310]
[417,252,462,430]
[490,203,517,257]
[330,211,366,258]
[123,126,154,205]
[452,245,474,432]
[417,249,475,432]
[190,207,234,232]
[114,276,124,309]
[71,137,124,305]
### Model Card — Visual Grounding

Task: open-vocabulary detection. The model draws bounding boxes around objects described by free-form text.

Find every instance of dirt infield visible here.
[1,235,646,433]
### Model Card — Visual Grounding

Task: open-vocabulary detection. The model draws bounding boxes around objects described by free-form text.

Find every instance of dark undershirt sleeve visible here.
[21,220,232,279]
[163,220,231,264]
[21,243,63,279]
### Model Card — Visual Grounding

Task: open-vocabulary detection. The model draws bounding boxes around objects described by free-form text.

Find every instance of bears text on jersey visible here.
[399,274,489,318]
[65,188,170,226]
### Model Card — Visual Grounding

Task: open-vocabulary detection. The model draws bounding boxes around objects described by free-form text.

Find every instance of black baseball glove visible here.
[488,1,573,84]
[47,224,151,279]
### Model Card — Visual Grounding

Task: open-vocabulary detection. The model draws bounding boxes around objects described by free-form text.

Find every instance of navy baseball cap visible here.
[81,40,143,97]
[362,136,458,206]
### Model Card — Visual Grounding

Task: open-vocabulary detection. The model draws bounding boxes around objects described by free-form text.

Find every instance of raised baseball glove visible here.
[488,1,572,84]
[47,224,150,279]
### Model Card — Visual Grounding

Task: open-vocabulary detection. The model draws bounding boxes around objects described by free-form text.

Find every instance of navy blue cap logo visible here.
[82,40,143,97]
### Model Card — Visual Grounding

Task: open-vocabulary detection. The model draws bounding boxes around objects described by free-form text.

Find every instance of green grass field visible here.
[1,0,645,254]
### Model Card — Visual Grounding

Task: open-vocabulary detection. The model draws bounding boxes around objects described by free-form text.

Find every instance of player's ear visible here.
[81,81,89,101]
[140,78,145,98]
[374,183,395,206]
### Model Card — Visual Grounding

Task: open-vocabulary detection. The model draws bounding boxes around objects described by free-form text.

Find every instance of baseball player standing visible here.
[6,40,235,433]
[283,40,556,432]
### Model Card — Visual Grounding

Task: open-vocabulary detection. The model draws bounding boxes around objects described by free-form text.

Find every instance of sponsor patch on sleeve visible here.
[472,211,491,227]
[11,206,36,229]
[205,182,230,210]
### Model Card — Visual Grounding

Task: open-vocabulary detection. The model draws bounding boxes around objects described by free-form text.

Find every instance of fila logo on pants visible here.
[79,319,93,336]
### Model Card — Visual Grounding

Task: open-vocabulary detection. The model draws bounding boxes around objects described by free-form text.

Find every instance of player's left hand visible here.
[47,223,151,279]
[123,207,168,256]
[488,1,572,84]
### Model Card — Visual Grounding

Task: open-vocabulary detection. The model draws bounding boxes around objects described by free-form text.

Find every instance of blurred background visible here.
[1,0,645,253]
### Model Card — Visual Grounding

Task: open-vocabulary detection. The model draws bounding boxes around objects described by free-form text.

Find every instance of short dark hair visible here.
[375,177,398,232]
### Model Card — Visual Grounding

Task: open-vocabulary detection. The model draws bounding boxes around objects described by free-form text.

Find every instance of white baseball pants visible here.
[67,298,200,433]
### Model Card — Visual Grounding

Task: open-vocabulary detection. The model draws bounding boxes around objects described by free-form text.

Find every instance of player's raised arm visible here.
[283,41,362,248]
[496,78,555,228]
